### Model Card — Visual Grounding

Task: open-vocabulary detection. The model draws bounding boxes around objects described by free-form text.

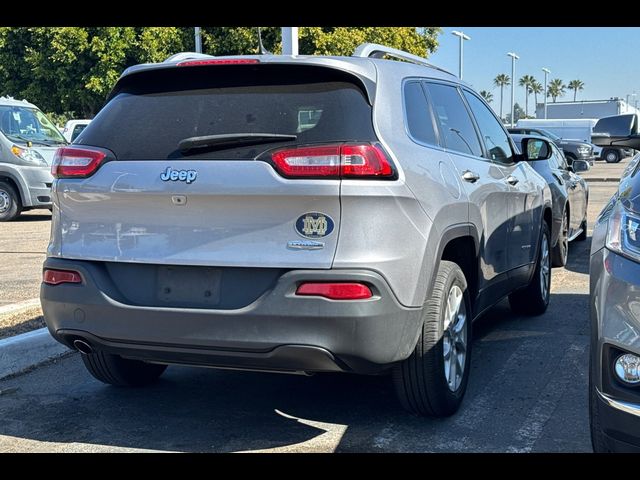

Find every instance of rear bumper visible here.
[41,258,423,374]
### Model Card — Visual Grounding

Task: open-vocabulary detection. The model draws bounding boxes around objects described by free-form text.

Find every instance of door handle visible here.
[506,175,519,186]
[462,170,480,183]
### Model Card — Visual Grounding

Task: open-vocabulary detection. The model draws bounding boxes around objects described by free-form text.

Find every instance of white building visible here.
[535,98,640,120]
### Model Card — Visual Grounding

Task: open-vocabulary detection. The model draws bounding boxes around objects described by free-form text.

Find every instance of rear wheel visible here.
[509,222,551,316]
[81,351,167,387]
[0,181,22,222]
[551,210,569,267]
[604,148,621,163]
[393,260,472,417]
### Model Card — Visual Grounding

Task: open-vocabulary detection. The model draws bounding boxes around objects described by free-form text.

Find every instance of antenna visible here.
[257,27,270,55]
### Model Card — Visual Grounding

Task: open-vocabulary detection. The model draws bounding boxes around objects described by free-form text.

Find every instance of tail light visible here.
[52,147,106,178]
[43,269,82,285]
[296,282,373,300]
[270,143,395,179]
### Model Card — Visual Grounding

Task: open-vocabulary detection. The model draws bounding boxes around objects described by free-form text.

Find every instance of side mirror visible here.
[520,137,553,161]
[571,159,590,173]
[592,114,640,149]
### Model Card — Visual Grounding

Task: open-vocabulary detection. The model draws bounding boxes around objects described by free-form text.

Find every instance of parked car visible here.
[514,118,633,163]
[511,133,589,267]
[508,127,597,165]
[62,119,91,143]
[589,115,640,451]
[0,96,67,221]
[41,44,554,417]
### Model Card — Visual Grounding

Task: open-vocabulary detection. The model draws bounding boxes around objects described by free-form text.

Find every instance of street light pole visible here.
[507,52,519,126]
[451,31,471,79]
[194,27,202,53]
[542,68,550,119]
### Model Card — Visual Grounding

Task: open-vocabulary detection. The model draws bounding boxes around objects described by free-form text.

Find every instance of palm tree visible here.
[548,78,566,102]
[518,75,536,117]
[531,80,543,113]
[493,74,510,121]
[568,79,585,102]
[480,90,493,103]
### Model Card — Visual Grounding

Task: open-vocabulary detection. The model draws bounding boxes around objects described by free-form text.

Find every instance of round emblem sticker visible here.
[295,212,335,239]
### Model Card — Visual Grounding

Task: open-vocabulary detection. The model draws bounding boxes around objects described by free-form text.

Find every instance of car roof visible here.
[111,46,465,105]
[0,96,37,108]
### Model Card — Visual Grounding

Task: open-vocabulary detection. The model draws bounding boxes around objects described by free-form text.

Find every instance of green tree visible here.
[201,27,440,57]
[505,102,525,125]
[479,90,493,103]
[548,78,566,102]
[568,79,585,102]
[0,27,441,118]
[530,80,543,111]
[493,73,510,121]
[518,74,536,117]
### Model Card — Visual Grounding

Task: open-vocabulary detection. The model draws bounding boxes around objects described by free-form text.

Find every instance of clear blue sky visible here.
[428,27,640,113]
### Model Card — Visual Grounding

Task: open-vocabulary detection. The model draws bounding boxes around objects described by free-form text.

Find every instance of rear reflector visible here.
[296,282,373,300]
[177,59,260,67]
[52,147,106,178]
[270,143,394,179]
[43,269,82,285]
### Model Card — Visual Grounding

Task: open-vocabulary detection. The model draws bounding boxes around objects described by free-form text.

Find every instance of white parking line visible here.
[0,298,41,316]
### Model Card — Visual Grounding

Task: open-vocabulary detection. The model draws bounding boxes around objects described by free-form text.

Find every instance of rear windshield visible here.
[77,65,376,160]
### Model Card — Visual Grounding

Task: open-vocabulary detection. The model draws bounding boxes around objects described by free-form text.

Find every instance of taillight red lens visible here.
[177,59,260,66]
[270,144,394,179]
[43,269,82,285]
[296,282,373,300]
[52,147,106,178]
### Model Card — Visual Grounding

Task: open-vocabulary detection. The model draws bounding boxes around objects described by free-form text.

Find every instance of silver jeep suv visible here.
[41,44,553,416]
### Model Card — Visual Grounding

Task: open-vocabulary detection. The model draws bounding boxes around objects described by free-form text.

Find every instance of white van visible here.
[516,118,632,162]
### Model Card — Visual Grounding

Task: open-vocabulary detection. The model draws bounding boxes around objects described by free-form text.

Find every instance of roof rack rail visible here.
[353,43,455,77]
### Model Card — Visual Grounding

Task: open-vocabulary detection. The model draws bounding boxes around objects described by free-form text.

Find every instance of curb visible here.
[0,327,72,380]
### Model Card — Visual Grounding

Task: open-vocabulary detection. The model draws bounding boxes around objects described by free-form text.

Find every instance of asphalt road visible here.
[0,210,50,306]
[0,164,622,452]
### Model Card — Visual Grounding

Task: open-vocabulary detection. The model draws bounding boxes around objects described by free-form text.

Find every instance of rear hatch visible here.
[53,63,378,269]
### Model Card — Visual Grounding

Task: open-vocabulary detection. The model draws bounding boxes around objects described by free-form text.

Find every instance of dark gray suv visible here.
[41,44,554,417]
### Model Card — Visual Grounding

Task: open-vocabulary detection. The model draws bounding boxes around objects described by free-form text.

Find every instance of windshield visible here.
[0,106,66,145]
[537,129,561,141]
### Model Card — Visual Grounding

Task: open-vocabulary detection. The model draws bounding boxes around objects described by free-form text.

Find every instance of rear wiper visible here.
[178,133,297,154]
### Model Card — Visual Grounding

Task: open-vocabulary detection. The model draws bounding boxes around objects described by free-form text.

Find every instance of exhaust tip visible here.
[73,339,93,355]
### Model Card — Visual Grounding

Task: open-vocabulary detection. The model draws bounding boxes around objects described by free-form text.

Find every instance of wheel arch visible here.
[0,167,28,206]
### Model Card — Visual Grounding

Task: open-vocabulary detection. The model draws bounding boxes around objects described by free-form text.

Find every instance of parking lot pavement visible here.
[0,166,621,453]
[0,210,51,306]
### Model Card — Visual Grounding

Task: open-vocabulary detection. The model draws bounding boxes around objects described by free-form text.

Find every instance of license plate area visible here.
[157,266,221,308]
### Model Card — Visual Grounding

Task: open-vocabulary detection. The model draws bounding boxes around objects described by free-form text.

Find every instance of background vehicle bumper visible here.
[19,166,53,207]
[41,258,424,374]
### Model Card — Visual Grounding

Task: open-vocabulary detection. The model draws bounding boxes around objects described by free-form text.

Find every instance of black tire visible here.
[576,218,588,241]
[551,209,569,267]
[590,362,610,452]
[603,148,621,164]
[509,221,551,316]
[392,260,472,417]
[0,180,22,222]
[81,350,167,387]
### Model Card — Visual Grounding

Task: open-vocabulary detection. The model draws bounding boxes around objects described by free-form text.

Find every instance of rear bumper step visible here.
[41,258,423,374]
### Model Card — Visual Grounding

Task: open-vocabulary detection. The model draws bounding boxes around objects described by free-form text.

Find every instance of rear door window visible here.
[78,66,376,160]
